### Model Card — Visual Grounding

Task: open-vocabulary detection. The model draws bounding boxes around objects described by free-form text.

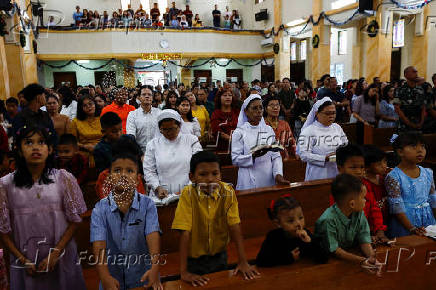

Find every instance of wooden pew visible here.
[80,179,333,287]
[78,179,333,255]
[421,134,436,182]
[221,158,307,187]
[340,123,358,144]
[363,125,395,151]
[163,235,436,290]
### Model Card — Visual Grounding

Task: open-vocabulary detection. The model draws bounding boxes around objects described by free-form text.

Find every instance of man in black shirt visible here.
[278,78,295,122]
[212,4,221,27]
[169,2,179,21]
[329,77,350,123]
[12,84,57,145]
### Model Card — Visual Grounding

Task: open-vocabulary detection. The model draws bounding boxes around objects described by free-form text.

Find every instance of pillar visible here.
[123,60,136,88]
[311,0,331,84]
[0,37,10,100]
[363,0,393,82]
[352,26,361,79]
[412,6,429,79]
[273,0,290,81]
[4,0,39,97]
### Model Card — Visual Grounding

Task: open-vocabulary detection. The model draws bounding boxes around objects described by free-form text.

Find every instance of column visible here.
[4,0,39,97]
[352,26,361,79]
[180,59,194,85]
[0,37,10,100]
[123,60,136,88]
[273,0,290,81]
[412,6,429,79]
[363,0,393,82]
[311,0,331,84]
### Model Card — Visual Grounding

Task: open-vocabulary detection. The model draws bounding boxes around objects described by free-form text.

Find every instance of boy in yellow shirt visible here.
[172,151,259,287]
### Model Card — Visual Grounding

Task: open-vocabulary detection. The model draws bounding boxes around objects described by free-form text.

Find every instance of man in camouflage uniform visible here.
[394,66,435,132]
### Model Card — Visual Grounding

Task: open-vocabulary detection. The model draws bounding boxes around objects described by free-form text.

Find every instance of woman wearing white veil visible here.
[231,94,289,190]
[296,97,348,181]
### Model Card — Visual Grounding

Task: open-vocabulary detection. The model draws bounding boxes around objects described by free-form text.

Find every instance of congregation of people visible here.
[66,2,242,30]
[0,64,435,289]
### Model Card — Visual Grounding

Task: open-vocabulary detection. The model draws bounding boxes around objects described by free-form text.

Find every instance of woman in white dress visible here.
[296,97,348,181]
[176,96,201,138]
[143,109,202,200]
[58,86,78,120]
[231,94,289,190]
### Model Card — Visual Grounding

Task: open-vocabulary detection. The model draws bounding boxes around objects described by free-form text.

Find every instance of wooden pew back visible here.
[363,125,395,150]
[78,179,333,255]
[340,123,358,144]
[221,159,307,187]
[236,179,331,239]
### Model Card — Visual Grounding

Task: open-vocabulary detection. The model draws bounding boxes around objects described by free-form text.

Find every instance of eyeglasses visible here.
[267,104,280,109]
[249,105,263,111]
[319,111,336,116]
[82,102,95,108]
[160,127,179,133]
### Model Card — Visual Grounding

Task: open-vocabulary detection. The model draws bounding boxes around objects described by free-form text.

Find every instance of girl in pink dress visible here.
[0,126,87,290]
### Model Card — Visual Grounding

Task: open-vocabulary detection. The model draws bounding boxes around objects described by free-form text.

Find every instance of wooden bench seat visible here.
[83,235,271,289]
[163,235,436,289]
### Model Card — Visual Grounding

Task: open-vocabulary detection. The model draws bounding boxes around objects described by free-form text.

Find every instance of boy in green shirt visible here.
[315,174,382,274]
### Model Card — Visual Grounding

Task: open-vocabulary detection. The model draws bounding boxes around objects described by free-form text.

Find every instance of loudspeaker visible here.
[0,0,12,11]
[255,9,268,22]
[359,0,373,13]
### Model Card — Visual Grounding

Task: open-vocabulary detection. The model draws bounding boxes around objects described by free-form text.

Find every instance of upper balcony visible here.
[35,27,272,61]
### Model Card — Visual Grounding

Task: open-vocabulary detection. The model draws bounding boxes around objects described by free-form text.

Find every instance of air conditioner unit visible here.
[261,37,273,47]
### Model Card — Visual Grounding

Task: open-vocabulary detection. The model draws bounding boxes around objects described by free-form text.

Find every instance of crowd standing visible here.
[70,3,242,30]
[0,65,435,289]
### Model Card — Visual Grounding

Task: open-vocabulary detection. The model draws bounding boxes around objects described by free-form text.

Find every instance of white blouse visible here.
[143,134,203,195]
[60,101,78,120]
[231,122,283,190]
[297,121,348,181]
[180,118,201,138]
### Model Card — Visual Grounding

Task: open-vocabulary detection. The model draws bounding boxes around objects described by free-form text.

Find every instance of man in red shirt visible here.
[101,88,135,134]
[183,5,193,26]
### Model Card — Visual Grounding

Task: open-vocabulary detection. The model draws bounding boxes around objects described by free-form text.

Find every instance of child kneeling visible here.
[172,151,259,287]
[315,174,382,274]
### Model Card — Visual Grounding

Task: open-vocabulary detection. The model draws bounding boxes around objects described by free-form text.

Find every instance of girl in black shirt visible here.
[256,195,328,267]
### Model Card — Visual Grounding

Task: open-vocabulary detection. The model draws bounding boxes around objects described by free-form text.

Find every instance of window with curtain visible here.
[140,0,150,11]
[300,40,307,61]
[291,42,297,61]
[338,30,347,55]
[121,0,131,11]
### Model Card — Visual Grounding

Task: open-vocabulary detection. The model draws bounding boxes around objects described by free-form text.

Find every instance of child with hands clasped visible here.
[315,174,382,275]
[256,195,328,267]
[0,126,87,289]
[91,140,162,290]
[172,151,259,287]
[334,144,389,243]
[386,133,436,237]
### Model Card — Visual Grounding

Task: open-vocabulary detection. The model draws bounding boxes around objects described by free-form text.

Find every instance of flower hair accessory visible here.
[269,194,293,212]
[390,134,399,145]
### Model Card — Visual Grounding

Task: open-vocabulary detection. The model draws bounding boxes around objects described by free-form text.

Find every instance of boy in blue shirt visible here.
[91,141,162,289]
